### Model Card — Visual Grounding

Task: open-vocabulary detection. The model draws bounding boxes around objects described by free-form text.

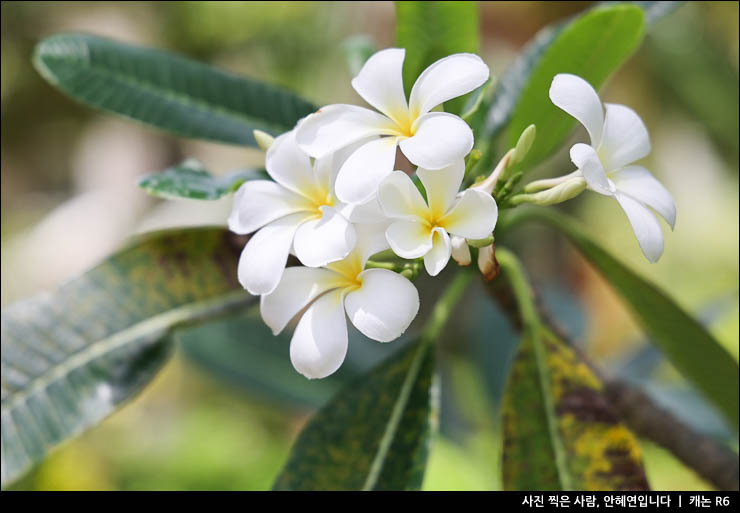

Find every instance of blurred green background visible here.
[1,1,737,490]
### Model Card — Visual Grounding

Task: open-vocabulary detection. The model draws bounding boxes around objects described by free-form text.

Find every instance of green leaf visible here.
[138,159,267,200]
[273,339,437,490]
[1,228,252,488]
[507,209,740,429]
[33,33,317,147]
[395,1,480,115]
[502,328,651,490]
[179,306,416,410]
[496,248,649,491]
[504,5,645,166]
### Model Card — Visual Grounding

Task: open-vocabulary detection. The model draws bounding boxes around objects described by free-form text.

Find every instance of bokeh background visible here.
[1,1,738,490]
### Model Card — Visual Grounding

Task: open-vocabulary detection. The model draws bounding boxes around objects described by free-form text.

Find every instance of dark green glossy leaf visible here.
[475,2,681,173]
[33,33,317,147]
[138,159,266,200]
[395,1,479,114]
[504,5,645,166]
[497,249,649,491]
[507,209,740,429]
[1,228,252,488]
[273,339,437,490]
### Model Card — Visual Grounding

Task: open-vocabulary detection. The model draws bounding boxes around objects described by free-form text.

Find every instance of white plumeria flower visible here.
[377,160,499,276]
[295,48,489,205]
[261,223,420,379]
[229,129,358,295]
[550,73,676,263]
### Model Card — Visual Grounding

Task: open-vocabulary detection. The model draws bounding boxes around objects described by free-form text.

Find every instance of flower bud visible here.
[253,130,275,151]
[477,243,499,281]
[510,124,536,167]
[510,177,587,206]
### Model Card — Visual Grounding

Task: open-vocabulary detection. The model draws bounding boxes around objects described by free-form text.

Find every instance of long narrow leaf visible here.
[1,228,252,487]
[33,34,316,147]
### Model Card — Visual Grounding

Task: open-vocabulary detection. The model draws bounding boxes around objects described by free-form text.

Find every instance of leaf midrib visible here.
[1,290,252,414]
[34,38,301,134]
[361,341,430,491]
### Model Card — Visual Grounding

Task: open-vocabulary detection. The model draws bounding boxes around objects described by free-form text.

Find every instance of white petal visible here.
[290,290,348,379]
[549,74,604,147]
[351,48,409,124]
[313,136,378,192]
[399,112,473,170]
[228,180,313,235]
[295,104,397,159]
[450,235,471,266]
[354,221,393,265]
[599,103,651,170]
[237,212,310,295]
[260,267,342,335]
[345,269,419,343]
[424,228,452,276]
[386,220,433,259]
[334,136,399,205]
[265,130,318,197]
[338,197,386,224]
[378,170,429,220]
[293,206,357,267]
[611,166,676,229]
[417,160,465,218]
[614,192,665,263]
[570,143,613,196]
[442,189,498,239]
[408,53,490,117]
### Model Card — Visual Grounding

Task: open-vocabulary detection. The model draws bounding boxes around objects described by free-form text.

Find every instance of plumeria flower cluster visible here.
[230,48,497,378]
[229,50,676,379]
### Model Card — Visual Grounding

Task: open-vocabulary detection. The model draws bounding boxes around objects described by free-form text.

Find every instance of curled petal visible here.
[442,189,498,240]
[351,48,410,125]
[570,143,613,196]
[295,104,397,159]
[408,53,489,117]
[386,220,433,259]
[334,136,399,205]
[345,269,419,343]
[265,130,318,198]
[290,290,349,379]
[614,192,665,263]
[237,212,310,295]
[611,166,676,229]
[549,74,604,147]
[378,170,429,221]
[599,103,651,170]
[424,228,452,276]
[416,160,465,218]
[293,206,357,267]
[228,180,313,235]
[450,235,472,266]
[260,267,343,335]
[399,112,473,170]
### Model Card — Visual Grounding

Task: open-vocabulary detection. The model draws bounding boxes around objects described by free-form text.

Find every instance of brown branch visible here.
[484,275,740,491]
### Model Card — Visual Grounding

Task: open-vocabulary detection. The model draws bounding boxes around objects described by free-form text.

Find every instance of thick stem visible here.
[421,270,474,344]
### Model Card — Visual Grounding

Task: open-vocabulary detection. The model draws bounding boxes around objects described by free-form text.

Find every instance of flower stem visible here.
[421,269,474,345]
